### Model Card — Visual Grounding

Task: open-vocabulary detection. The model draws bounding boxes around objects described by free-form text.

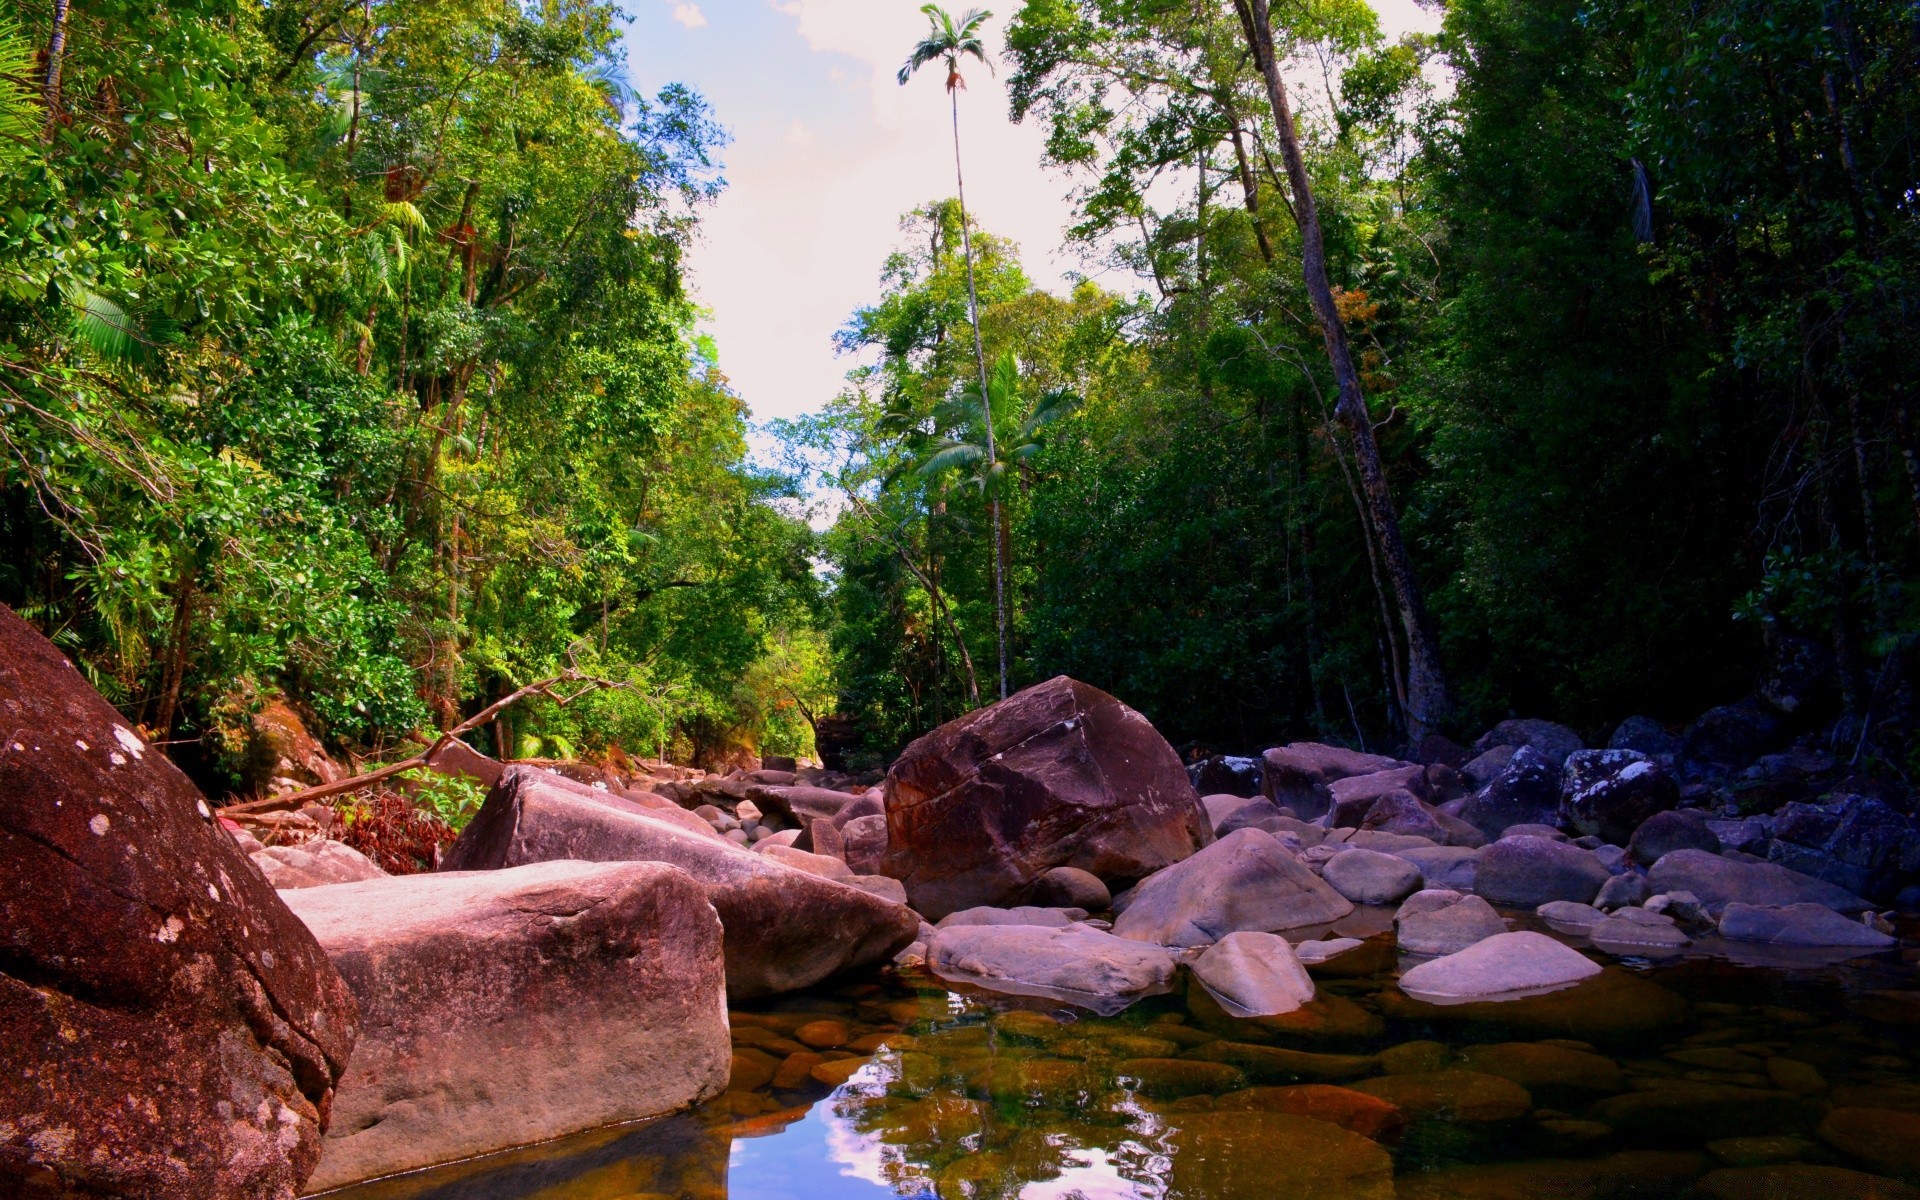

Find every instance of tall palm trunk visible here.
[1234,0,1452,741]
[950,87,1010,701]
[43,0,70,136]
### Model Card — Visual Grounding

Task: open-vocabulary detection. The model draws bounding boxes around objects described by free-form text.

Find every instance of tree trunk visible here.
[43,0,70,137]
[1234,0,1452,741]
[950,87,1010,702]
[153,557,197,747]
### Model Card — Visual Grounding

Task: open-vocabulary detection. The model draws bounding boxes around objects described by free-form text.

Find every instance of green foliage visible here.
[2,0,822,788]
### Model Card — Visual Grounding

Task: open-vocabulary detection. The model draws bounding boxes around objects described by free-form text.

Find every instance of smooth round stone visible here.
[1399,932,1603,1000]
[1101,1034,1180,1058]
[1820,1108,1920,1176]
[1349,1069,1533,1122]
[1192,931,1315,1017]
[1027,866,1112,911]
[1590,1082,1827,1143]
[1114,1057,1245,1099]
[964,1057,1089,1105]
[1190,983,1386,1041]
[1696,1164,1920,1200]
[1588,913,1691,953]
[1767,1057,1826,1094]
[1456,1042,1624,1095]
[865,1095,988,1145]
[1164,1112,1395,1200]
[994,1010,1066,1043]
[1324,847,1424,905]
[1215,1084,1408,1140]
[1378,1040,1451,1074]
[793,1020,850,1049]
[729,1049,778,1093]
[1536,900,1605,931]
[807,1057,870,1087]
[1398,1152,1712,1200]
[1184,1040,1379,1083]
[1706,1135,1817,1167]
[1299,934,1396,977]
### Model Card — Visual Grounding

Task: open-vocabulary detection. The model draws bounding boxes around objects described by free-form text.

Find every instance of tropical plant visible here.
[899,3,1012,700]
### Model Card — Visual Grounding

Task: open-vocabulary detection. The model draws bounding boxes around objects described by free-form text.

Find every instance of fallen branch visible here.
[223,666,629,814]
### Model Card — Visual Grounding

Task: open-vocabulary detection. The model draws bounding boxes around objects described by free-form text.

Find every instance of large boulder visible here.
[880,677,1211,919]
[1323,847,1423,905]
[1359,790,1486,848]
[1683,702,1789,770]
[1475,718,1586,766]
[1192,931,1316,1017]
[927,922,1177,1015]
[1112,828,1353,947]
[1648,848,1871,915]
[1261,742,1409,820]
[1456,746,1563,840]
[1629,809,1721,866]
[1188,754,1264,797]
[1328,765,1430,821]
[1474,835,1612,907]
[1559,749,1679,845]
[283,861,728,1191]
[0,604,359,1199]
[1766,796,1920,903]
[442,767,918,997]
[1717,902,1897,949]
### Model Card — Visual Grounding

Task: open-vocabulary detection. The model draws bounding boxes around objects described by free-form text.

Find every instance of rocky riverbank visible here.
[5,601,1917,1197]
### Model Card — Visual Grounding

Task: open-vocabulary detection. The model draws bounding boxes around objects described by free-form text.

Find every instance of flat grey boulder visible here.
[441,768,917,998]
[1111,828,1353,947]
[1395,845,1481,891]
[936,905,1087,929]
[1399,931,1602,1001]
[1588,911,1690,952]
[1536,900,1605,932]
[928,923,1177,1014]
[1718,902,1896,948]
[1295,936,1368,965]
[1648,848,1870,915]
[1396,889,1509,955]
[1475,835,1611,907]
[1192,931,1315,1017]
[254,838,386,889]
[284,861,729,1192]
[1323,847,1423,905]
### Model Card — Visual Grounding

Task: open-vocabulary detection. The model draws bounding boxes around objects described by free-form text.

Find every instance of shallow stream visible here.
[320,919,1920,1200]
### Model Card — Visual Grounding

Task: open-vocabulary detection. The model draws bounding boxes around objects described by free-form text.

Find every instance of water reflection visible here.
[318,940,1920,1200]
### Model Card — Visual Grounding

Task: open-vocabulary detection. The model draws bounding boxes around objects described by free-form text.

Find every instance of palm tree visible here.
[900,4,1011,700]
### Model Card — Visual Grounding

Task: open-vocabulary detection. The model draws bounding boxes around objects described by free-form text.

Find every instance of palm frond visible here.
[380,200,428,235]
[71,289,136,360]
[917,442,986,477]
[0,18,41,157]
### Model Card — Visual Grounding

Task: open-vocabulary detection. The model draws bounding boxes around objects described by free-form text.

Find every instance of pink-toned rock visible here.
[442,768,917,997]
[881,676,1211,920]
[283,861,727,1190]
[253,838,386,889]
[1262,743,1411,819]
[0,603,358,1199]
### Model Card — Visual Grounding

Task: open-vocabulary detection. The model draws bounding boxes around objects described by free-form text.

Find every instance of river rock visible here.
[880,676,1211,920]
[1560,749,1679,844]
[1204,793,1268,833]
[1536,900,1606,931]
[927,923,1177,1014]
[252,838,387,889]
[1718,902,1897,948]
[840,812,889,874]
[1399,931,1602,1000]
[1324,847,1423,904]
[1610,715,1683,762]
[1476,718,1586,766]
[0,603,358,1200]
[1456,1041,1624,1096]
[1188,754,1263,797]
[1768,796,1920,904]
[1648,848,1871,914]
[1819,1107,1920,1177]
[1351,1069,1534,1122]
[1359,790,1487,847]
[1594,872,1651,910]
[1329,765,1430,817]
[1192,931,1316,1017]
[936,904,1084,928]
[1111,828,1353,947]
[284,861,727,1191]
[1165,1111,1395,1200]
[1216,1084,1408,1140]
[1396,890,1509,955]
[1396,845,1481,890]
[1698,1164,1920,1200]
[1261,742,1409,819]
[1630,808,1721,865]
[442,767,917,997]
[1684,702,1788,769]
[1457,746,1564,840]
[1028,865,1111,910]
[1475,835,1612,906]
[1588,911,1691,952]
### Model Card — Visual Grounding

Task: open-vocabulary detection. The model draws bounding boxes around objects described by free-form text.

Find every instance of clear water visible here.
[321,929,1920,1200]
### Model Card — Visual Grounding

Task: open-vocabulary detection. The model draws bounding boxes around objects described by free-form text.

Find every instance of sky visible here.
[618,0,1440,430]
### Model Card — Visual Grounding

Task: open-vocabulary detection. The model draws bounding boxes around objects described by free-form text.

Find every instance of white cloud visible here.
[668,1,707,29]
[784,119,815,146]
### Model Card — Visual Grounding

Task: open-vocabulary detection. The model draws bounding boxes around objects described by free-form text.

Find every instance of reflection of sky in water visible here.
[728,1061,1167,1200]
